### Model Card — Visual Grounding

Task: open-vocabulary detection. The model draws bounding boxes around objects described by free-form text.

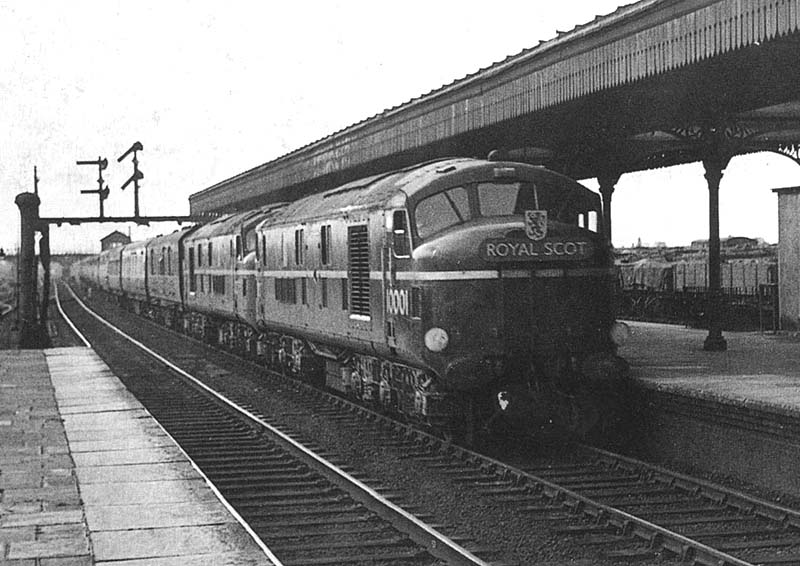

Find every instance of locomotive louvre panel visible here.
[347,224,371,317]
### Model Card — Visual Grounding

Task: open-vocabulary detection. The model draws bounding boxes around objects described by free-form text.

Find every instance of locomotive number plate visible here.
[479,238,593,262]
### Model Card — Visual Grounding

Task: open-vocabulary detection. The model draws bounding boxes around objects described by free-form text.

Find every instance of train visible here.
[72,157,629,440]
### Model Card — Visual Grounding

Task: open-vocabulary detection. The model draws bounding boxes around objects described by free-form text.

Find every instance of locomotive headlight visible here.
[424,327,449,352]
[610,321,631,346]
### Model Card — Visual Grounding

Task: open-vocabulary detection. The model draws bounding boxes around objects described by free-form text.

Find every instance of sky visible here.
[2,0,799,254]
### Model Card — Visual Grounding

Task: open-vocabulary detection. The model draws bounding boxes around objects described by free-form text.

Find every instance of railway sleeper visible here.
[249,513,377,529]
[270,536,416,553]
[712,536,800,551]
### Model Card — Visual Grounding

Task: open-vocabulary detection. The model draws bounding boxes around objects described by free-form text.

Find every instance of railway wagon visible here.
[74,157,629,439]
[617,257,777,328]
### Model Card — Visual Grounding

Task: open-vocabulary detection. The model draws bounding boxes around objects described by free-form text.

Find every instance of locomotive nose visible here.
[442,354,505,390]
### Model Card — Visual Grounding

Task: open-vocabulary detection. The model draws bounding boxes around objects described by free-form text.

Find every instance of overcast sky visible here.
[2,0,798,254]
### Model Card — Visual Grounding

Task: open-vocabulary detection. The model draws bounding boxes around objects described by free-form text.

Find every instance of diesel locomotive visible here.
[73,158,629,439]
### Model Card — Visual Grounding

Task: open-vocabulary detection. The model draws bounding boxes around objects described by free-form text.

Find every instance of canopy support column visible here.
[703,158,728,352]
[598,173,621,245]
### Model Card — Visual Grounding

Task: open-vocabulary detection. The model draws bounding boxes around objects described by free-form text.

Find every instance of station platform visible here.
[621,321,800,416]
[0,347,276,566]
[619,321,800,498]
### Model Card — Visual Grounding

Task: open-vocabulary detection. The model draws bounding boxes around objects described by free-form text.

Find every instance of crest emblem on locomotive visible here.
[524,210,548,241]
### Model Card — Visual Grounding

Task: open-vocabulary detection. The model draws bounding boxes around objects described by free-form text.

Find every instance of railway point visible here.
[0,347,276,566]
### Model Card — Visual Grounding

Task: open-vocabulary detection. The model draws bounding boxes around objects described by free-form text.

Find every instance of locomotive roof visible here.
[255,157,593,229]
[188,204,286,240]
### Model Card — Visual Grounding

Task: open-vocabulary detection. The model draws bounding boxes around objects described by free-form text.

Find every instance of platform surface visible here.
[620,321,800,417]
[1,347,276,566]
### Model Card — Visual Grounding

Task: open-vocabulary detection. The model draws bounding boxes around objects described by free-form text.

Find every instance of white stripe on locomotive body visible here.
[193,267,614,281]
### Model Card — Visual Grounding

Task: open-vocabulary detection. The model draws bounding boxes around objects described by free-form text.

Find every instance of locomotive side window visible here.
[275,278,297,304]
[320,225,332,265]
[188,247,196,292]
[415,186,469,239]
[411,286,422,319]
[212,275,225,295]
[295,229,304,265]
[588,210,598,232]
[391,210,411,257]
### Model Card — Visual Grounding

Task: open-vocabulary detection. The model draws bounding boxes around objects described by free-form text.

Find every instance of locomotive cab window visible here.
[414,186,469,239]
[476,178,600,230]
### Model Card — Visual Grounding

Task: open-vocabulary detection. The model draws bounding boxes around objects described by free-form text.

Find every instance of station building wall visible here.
[774,186,800,331]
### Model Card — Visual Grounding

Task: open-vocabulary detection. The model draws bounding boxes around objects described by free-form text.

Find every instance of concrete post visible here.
[702,159,728,351]
[15,192,47,348]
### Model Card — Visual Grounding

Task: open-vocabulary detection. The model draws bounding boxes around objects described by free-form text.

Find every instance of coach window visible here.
[167,247,172,275]
[150,250,155,274]
[208,242,213,266]
[391,210,410,257]
[198,244,203,267]
[414,186,469,240]
[236,235,242,260]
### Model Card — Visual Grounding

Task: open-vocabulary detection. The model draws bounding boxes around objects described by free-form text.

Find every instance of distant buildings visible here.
[100,231,130,251]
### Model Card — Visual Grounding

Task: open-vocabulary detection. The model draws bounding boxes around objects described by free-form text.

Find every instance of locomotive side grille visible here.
[348,225,370,317]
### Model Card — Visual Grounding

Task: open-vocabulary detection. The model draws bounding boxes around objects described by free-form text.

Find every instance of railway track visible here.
[59,284,800,566]
[56,285,497,566]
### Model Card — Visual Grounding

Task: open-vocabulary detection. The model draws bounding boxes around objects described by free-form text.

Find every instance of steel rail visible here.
[62,283,492,566]
[587,444,800,529]
[291,389,758,566]
[63,284,785,566]
[54,284,90,347]
[61,285,285,566]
